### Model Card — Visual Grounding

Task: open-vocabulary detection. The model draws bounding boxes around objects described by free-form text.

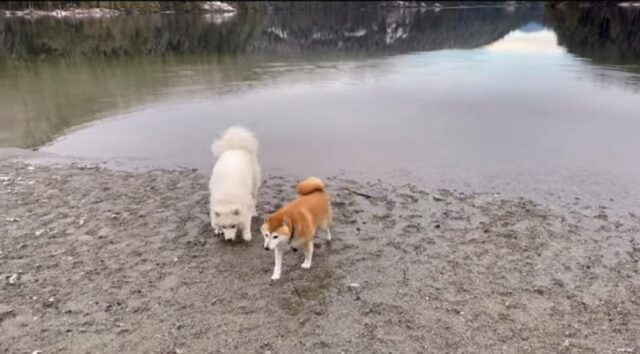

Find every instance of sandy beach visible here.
[1,150,638,353]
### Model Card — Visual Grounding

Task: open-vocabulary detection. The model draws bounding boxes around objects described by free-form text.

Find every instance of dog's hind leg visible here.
[301,241,313,269]
[321,218,332,241]
[252,159,261,200]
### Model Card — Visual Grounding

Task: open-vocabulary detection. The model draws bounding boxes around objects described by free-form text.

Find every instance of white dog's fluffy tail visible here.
[212,126,258,157]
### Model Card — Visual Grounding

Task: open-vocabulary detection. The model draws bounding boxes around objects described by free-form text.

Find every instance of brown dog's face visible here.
[261,216,291,251]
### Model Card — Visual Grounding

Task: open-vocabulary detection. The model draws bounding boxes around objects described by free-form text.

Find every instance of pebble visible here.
[7,273,19,285]
[348,283,360,289]
[433,195,445,202]
[97,227,111,238]
[0,304,14,321]
[43,297,56,307]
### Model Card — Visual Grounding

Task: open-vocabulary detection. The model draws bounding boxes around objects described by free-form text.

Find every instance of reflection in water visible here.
[0,12,265,147]
[545,7,640,65]
[0,55,260,147]
[545,7,640,92]
[1,6,639,206]
[0,7,543,148]
[251,6,542,55]
[484,24,563,54]
[0,12,266,57]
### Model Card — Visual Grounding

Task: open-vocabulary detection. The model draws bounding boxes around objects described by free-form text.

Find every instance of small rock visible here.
[348,283,360,289]
[617,349,636,353]
[32,351,42,354]
[433,195,445,202]
[35,229,46,236]
[7,273,19,285]
[97,227,111,238]
[43,297,56,308]
[5,217,20,222]
[0,304,15,322]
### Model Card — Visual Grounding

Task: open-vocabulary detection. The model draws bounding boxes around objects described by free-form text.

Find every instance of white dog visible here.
[209,126,261,241]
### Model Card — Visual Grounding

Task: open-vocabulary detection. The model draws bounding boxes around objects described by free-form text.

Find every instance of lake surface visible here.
[1,5,640,206]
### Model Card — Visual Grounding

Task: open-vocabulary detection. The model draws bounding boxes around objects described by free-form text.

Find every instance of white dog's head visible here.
[212,204,245,240]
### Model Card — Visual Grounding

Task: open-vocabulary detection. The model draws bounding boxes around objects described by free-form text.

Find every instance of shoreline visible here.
[1,151,638,352]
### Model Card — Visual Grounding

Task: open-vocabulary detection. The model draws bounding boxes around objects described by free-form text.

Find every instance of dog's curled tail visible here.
[296,177,325,196]
[212,126,258,157]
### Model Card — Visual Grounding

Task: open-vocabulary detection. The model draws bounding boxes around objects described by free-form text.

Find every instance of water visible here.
[2,5,640,206]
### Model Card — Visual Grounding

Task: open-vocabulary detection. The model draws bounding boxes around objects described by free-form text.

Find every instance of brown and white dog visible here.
[261,177,332,280]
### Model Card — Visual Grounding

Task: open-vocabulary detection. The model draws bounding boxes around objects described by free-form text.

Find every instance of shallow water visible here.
[1,5,640,205]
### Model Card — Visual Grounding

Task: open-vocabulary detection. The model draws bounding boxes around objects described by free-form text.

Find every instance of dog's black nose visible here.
[264,247,269,251]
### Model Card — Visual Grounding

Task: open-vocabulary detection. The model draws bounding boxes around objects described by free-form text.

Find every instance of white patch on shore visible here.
[203,12,235,24]
[2,8,120,18]
[201,2,237,13]
[345,29,367,38]
[266,27,289,40]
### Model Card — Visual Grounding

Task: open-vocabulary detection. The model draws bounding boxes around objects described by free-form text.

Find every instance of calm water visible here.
[2,6,640,205]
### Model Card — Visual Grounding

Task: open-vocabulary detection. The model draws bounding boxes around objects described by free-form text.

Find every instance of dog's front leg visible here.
[210,215,222,237]
[271,247,283,280]
[301,241,313,269]
[242,214,252,242]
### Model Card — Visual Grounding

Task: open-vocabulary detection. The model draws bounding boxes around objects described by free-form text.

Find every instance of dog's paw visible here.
[271,274,280,281]
[301,263,311,269]
[242,233,252,242]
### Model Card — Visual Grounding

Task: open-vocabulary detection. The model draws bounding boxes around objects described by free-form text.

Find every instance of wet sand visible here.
[1,151,639,353]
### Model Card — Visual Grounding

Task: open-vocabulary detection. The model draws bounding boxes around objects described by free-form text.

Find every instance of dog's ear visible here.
[232,208,240,216]
[282,215,292,230]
